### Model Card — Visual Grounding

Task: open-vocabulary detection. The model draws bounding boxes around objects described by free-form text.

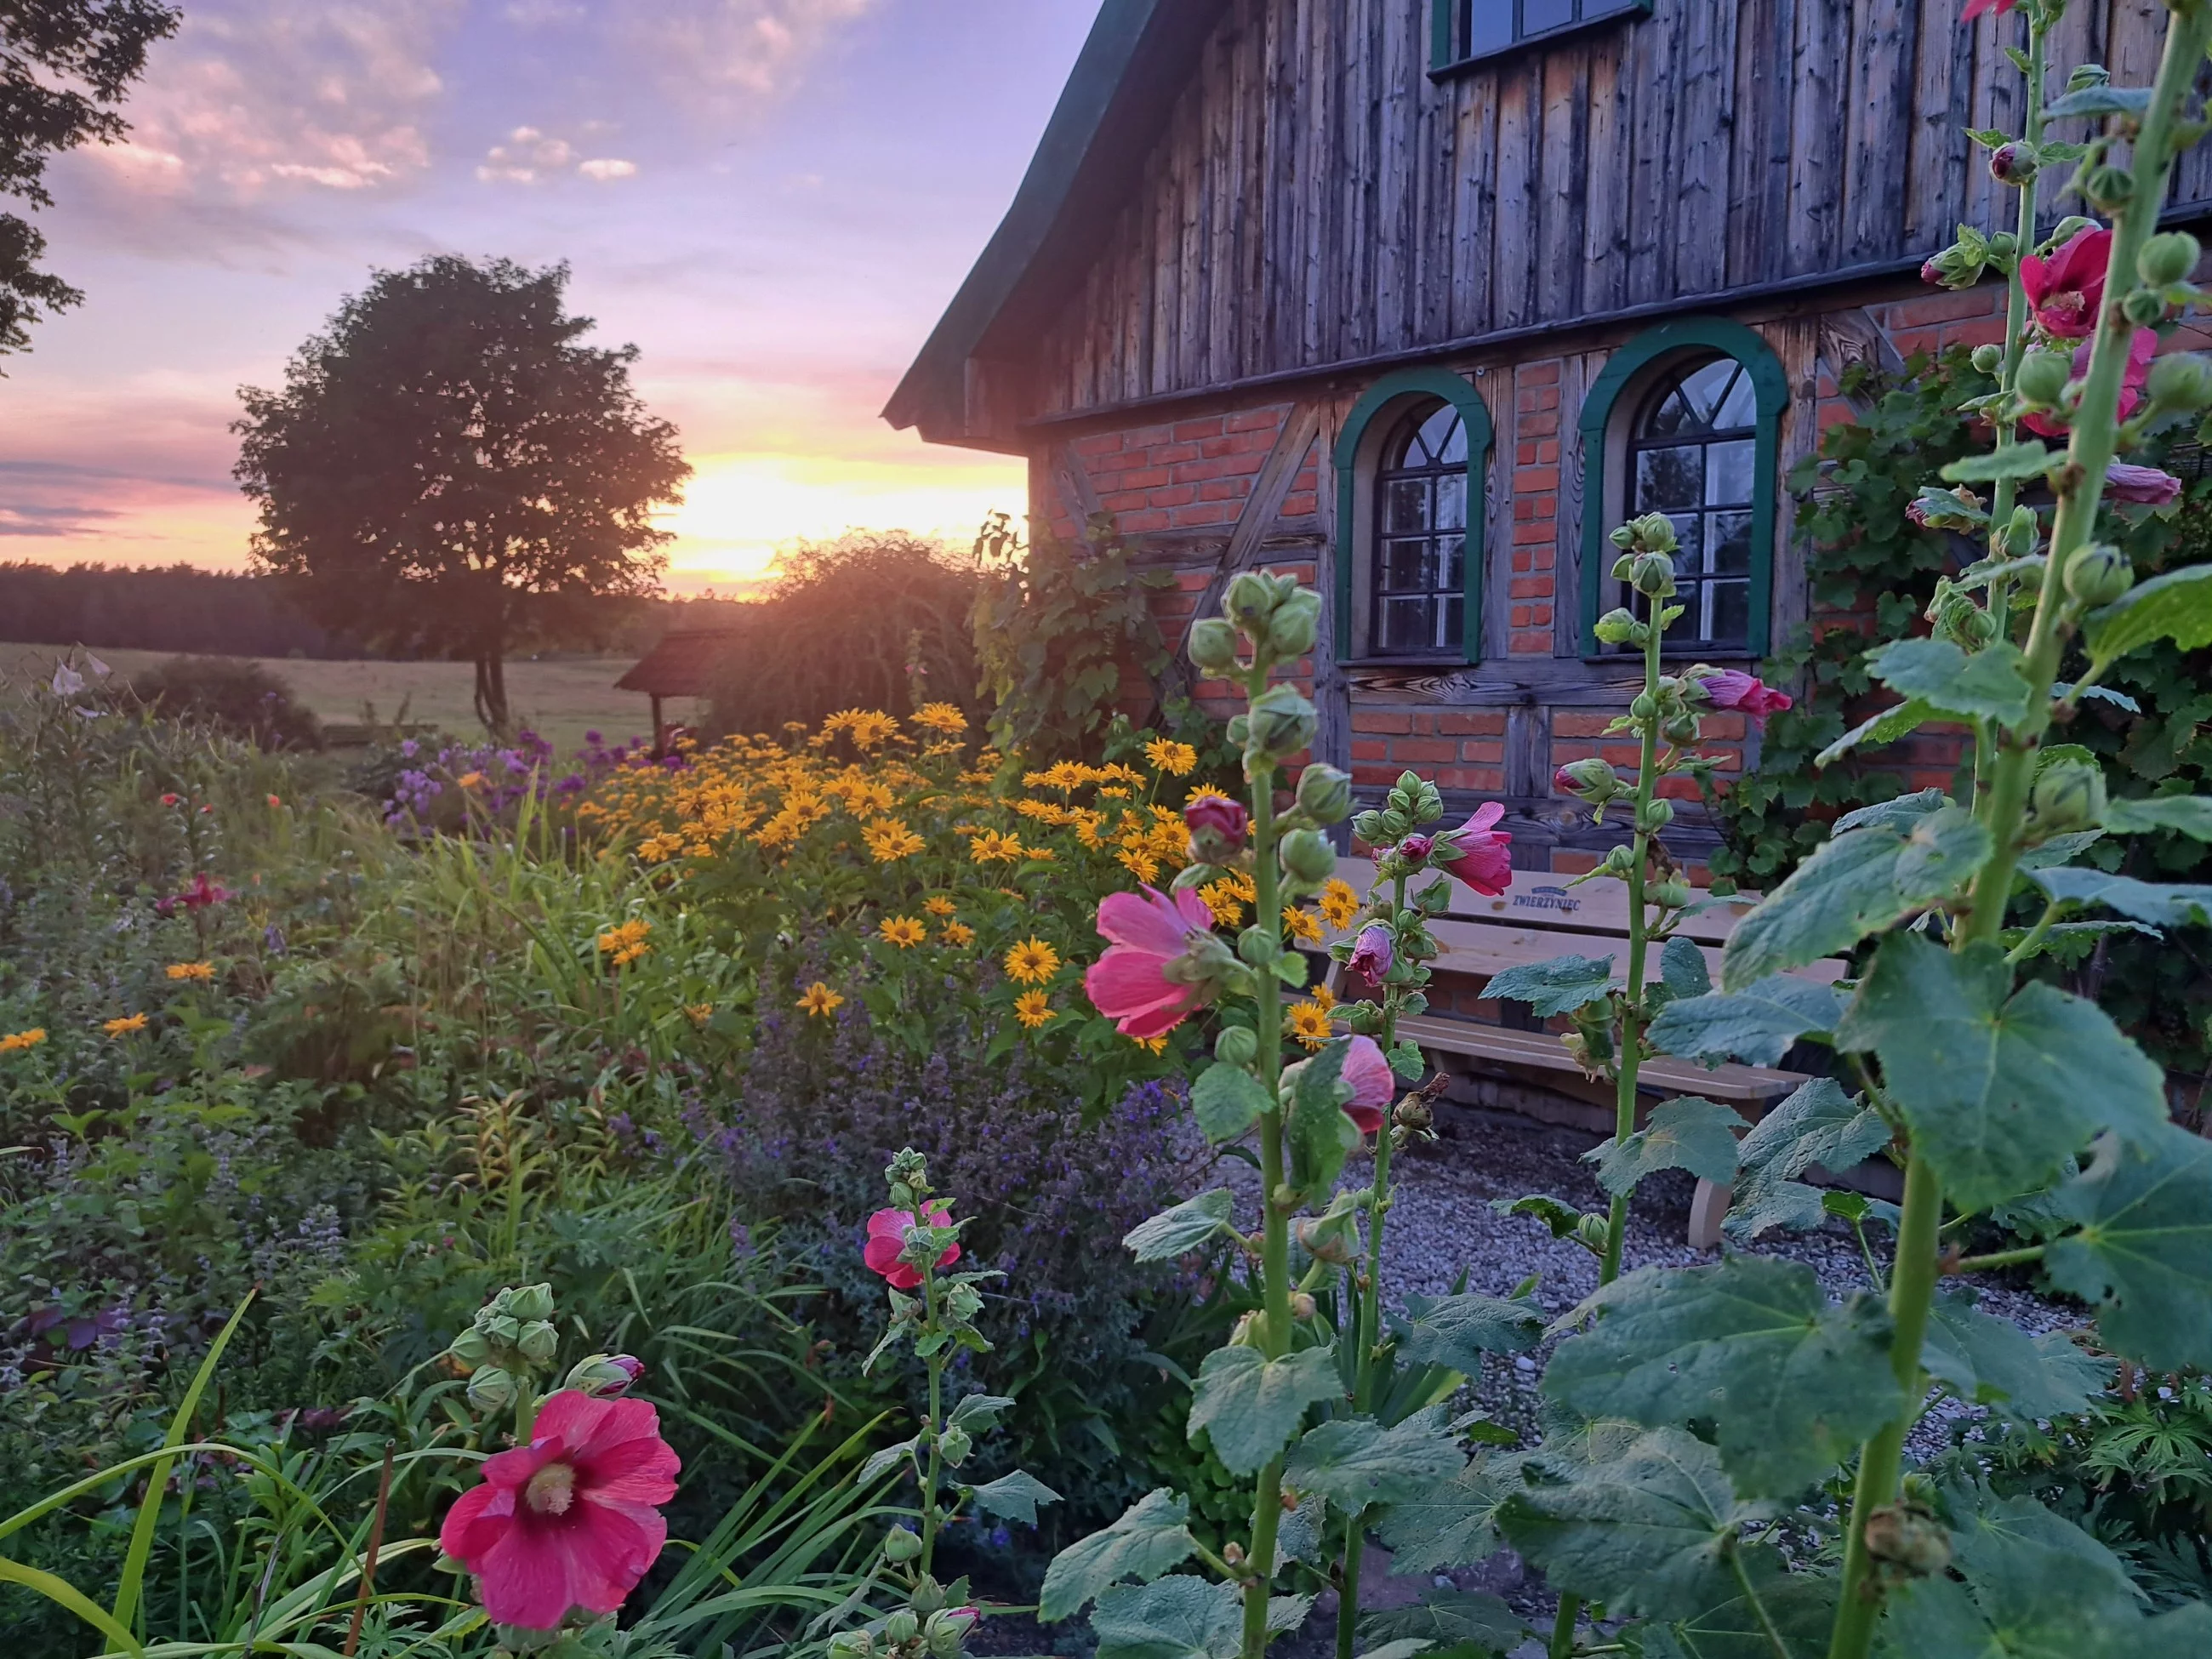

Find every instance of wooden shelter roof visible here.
[615,625,744,699]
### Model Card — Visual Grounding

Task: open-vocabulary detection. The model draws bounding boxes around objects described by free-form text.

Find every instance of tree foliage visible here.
[233,255,689,733]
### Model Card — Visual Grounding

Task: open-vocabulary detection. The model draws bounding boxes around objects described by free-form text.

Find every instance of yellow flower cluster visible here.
[596,918,653,967]
[0,1027,47,1052]
[166,961,215,982]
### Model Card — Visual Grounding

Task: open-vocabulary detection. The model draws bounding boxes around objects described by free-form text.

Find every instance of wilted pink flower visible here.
[439,1390,680,1631]
[1397,832,1434,862]
[1919,256,1944,287]
[1084,886,1217,1038]
[2021,228,2111,340]
[2022,329,2155,438]
[1342,1035,1395,1136]
[864,1204,960,1290]
[1433,802,1514,897]
[1183,794,1249,845]
[1348,923,1394,987]
[2103,462,2184,505]
[1962,0,2021,16]
[1700,670,1794,728]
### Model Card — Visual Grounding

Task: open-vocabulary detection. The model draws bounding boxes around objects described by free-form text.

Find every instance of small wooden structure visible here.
[615,625,742,753]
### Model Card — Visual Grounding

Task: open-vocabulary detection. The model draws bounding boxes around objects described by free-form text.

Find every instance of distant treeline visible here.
[0,562,746,660]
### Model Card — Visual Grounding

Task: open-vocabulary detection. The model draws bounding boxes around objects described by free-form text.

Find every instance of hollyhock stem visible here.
[920,1268,947,1575]
[1829,14,2212,1659]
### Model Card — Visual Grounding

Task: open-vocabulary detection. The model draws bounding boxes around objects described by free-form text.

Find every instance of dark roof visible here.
[881,0,1229,449]
[615,625,745,698]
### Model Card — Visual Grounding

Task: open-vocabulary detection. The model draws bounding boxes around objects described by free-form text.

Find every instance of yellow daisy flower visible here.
[166,961,215,982]
[879,915,928,948]
[1287,1000,1335,1049]
[1197,880,1246,928]
[685,1004,715,1024]
[1012,989,1056,1029]
[1143,738,1199,777]
[0,1027,48,1052]
[924,895,959,916]
[1317,878,1361,930]
[912,702,969,733]
[1310,984,1337,1014]
[864,818,926,863]
[970,830,1025,864]
[1004,938,1061,984]
[104,1013,148,1036]
[797,982,845,1017]
[940,921,976,947]
[1282,906,1325,944]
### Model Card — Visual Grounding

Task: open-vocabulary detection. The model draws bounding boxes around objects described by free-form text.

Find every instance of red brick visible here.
[1176,569,1212,590]
[1120,509,1169,533]
[1126,423,1176,448]
[1426,766,1508,791]
[1227,407,1286,433]
[1458,739,1505,763]
[1515,465,1559,493]
[1090,449,1148,474]
[1351,738,1389,761]
[1100,489,1150,512]
[1198,476,1250,502]
[1149,484,1199,508]
[1510,576,1554,599]
[1552,850,1602,876]
[1554,712,1615,738]
[1120,466,1172,489]
[1510,630,1554,655]
[1702,711,1746,740]
[1174,455,1262,484]
[1281,492,1318,516]
[1656,776,1703,801]
[1512,550,1533,573]
[1435,711,1506,735]
[1073,433,1126,458]
[1941,318,2007,351]
[1170,502,1239,527]
[1354,710,1416,734]
[1888,326,1942,358]
[1530,545,1554,570]
[1519,411,1559,438]
[1151,441,1202,465]
[1228,428,1277,455]
[1174,416,1225,440]
[1389,738,1460,763]
[1519,360,1561,385]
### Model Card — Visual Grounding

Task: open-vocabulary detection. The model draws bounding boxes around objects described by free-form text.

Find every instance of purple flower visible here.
[2105,462,2184,506]
[1348,923,1394,985]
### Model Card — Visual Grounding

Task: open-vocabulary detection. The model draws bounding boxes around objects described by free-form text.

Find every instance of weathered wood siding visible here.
[1033,0,2200,419]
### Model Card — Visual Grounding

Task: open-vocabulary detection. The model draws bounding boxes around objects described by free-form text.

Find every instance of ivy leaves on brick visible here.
[1124,1189,1235,1263]
[1483,952,1616,1018]
[1585,1097,1748,1198]
[2044,1123,2212,1371]
[1834,934,2168,1213]
[1721,804,1989,990]
[1649,975,1844,1067]
[1187,1343,1342,1475]
[1038,1488,1197,1622]
[1542,1256,1903,1499]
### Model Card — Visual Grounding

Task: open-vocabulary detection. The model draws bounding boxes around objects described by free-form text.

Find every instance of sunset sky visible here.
[2,1,1093,593]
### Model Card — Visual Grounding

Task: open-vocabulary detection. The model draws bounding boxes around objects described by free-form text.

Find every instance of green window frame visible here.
[1430,0,1653,72]
[1576,317,1787,659]
[1333,367,1496,664]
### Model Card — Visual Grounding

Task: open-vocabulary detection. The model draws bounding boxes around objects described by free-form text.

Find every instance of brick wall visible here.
[1063,404,1298,538]
[1508,361,1561,655]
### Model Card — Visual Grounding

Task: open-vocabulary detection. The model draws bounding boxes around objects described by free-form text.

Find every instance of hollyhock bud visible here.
[1636,797,1676,833]
[1245,683,1319,761]
[1628,551,1678,598]
[1970,343,2004,375]
[2102,465,2182,508]
[516,1320,560,1369]
[505,1284,556,1323]
[938,1426,973,1467]
[1556,756,1623,804]
[1183,793,1249,860]
[1224,571,1280,633]
[1267,589,1321,657]
[1348,923,1394,984]
[2065,544,2136,607]
[2014,348,2072,406]
[1289,1291,1319,1321]
[2147,352,2212,412]
[1988,142,2036,185]
[2141,231,2202,288]
[884,1611,921,1645]
[1280,828,1337,884]
[564,1354,645,1398]
[465,1365,518,1414]
[2123,287,2168,327]
[1397,832,1434,863]
[2031,759,2107,832]
[1592,607,1641,646]
[926,1608,980,1657]
[883,1525,923,1563]
[1294,761,1353,823]
[1189,618,1240,673]
[1215,1025,1259,1067]
[448,1327,492,1372]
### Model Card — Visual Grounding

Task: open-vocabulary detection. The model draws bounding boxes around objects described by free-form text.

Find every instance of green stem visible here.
[1244,734,1291,1659]
[1952,1244,2047,1274]
[920,1270,946,1576]
[1730,1546,1797,1659]
[1981,16,2048,676]
[2004,898,2065,964]
[1548,1597,1581,1659]
[1601,613,1665,1286]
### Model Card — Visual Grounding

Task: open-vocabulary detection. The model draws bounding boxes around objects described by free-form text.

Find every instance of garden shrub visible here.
[128,653,323,750]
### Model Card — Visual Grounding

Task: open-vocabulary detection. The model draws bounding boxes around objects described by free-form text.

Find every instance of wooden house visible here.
[887,0,2210,875]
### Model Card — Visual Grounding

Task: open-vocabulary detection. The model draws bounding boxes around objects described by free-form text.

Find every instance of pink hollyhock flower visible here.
[2021,228,2111,339]
[1962,0,2022,20]
[2105,462,2185,505]
[1348,923,1394,987]
[1433,803,1514,897]
[1342,1035,1395,1136]
[439,1390,680,1631]
[1183,794,1249,844]
[1084,885,1217,1038]
[1397,832,1434,862]
[2022,329,2156,438]
[1701,670,1794,729]
[864,1203,961,1291]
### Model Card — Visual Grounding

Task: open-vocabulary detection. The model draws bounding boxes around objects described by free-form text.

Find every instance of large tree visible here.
[234,255,690,733]
[3,0,180,356]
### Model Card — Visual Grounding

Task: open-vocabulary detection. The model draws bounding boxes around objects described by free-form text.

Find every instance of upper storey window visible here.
[1435,0,1652,70]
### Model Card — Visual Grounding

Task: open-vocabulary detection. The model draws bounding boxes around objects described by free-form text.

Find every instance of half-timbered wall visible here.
[1025,0,2195,422]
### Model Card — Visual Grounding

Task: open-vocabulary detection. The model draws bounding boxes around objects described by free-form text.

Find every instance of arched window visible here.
[1576,318,1787,658]
[1372,399,1468,654]
[1624,356,1758,650]
[1331,368,1495,664]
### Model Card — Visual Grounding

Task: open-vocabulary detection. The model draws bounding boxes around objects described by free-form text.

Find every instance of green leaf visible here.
[858,1435,921,1484]
[1358,1590,1529,1659]
[1038,1489,1198,1622]
[1722,1177,1828,1240]
[1720,807,1989,991]
[1497,1427,1777,1620]
[1191,1064,1271,1143]
[1392,1291,1544,1373]
[1833,789,1951,833]
[1877,1496,2146,1659]
[1867,637,2034,725]
[2044,83,2154,119]
[2044,1124,2212,1371]
[1543,1256,1904,1498]
[1938,441,2054,483]
[1274,1493,1328,1567]
[947,1394,1016,1432]
[1586,1097,1748,1198]
[2102,795,2212,841]
[1484,953,1616,1017]
[1387,1040,1425,1080]
[1923,1293,2106,1421]
[1816,702,1936,772]
[1189,1344,1343,1476]
[2084,562,2212,671]
[2027,866,2212,927]
[1734,1078,1891,1184]
[966,1468,1062,1526]
[1492,1194,1588,1239]
[1661,1555,1840,1659]
[1286,1408,1467,1509]
[1091,1576,1240,1659]
[1660,934,1712,999]
[1375,1453,1525,1574]
[1124,1189,1236,1263]
[1648,977,1844,1068]
[1835,934,2169,1212]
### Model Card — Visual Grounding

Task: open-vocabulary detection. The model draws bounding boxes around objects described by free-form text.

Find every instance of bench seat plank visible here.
[1392,1012,1804,1103]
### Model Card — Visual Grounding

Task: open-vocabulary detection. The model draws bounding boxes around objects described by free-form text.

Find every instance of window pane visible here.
[1523,0,1578,34]
[1640,387,1697,438]
[1442,595,1466,651]
[1418,403,1462,465]
[1707,440,1756,506]
[1635,445,1703,512]
[1709,510,1754,574]
[1386,478,1431,533]
[1442,533,1465,591]
[1382,596,1438,652]
[1707,579,1751,647]
[1381,537,1432,593]
[1712,367,1759,430]
[1434,472,1467,531]
[1464,2,1514,53]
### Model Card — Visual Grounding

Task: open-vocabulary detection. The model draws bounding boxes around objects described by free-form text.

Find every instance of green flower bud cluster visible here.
[886,1148,933,1210]
[2147,351,2212,414]
[1216,570,1322,669]
[2030,758,2107,836]
[1593,606,1649,647]
[449,1284,561,1412]
[1280,827,1337,884]
[1351,768,1445,848]
[2014,348,2072,408]
[1229,681,1320,774]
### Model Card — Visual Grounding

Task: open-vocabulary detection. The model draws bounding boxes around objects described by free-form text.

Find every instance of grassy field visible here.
[0,644,701,757]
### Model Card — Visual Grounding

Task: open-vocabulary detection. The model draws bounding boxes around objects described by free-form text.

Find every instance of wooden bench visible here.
[1320,858,1848,1246]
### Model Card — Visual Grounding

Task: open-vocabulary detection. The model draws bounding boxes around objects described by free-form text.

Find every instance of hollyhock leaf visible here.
[1288,1040,1360,1204]
[1393,1291,1544,1372]
[1892,804,1993,896]
[1586,1097,1748,1198]
[1376,1452,1527,1574]
[1038,1489,1197,1622]
[1494,1194,1588,1239]
[1485,953,1616,1018]
[1735,1079,1890,1183]
[2084,562,2212,670]
[1387,1040,1425,1079]
[1497,1427,1776,1620]
[946,1394,1017,1433]
[966,1468,1062,1526]
[1123,1189,1235,1263]
[2101,795,2212,840]
[1542,1257,1903,1498]
[1089,1575,1241,1659]
[1191,1063,1272,1143]
[1833,788,1953,834]
[1721,1177,1830,1242]
[1648,978,1844,1068]
[1356,1590,1529,1658]
[1343,1642,1433,1659]
[1659,934,1711,999]
[1877,1497,2144,1659]
[1939,440,2055,482]
[1189,1344,1343,1475]
[1661,1554,1839,1659]
[1923,1293,2107,1420]
[2027,866,2212,927]
[1836,934,2168,1211]
[1721,827,1918,991]
[1286,1407,1467,1508]
[2044,83,2154,119]
[858,1435,921,1484]
[2044,1124,2212,1371]
[1867,636,2034,725]
[1274,1492,1328,1565]
[2015,828,2107,869]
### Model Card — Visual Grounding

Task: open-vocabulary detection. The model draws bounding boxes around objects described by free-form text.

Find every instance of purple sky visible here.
[2,1,1096,591]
